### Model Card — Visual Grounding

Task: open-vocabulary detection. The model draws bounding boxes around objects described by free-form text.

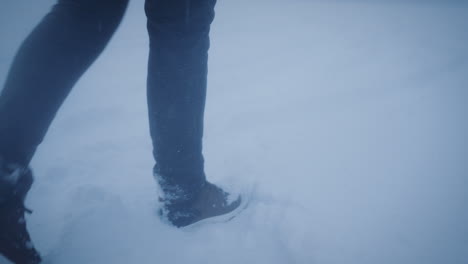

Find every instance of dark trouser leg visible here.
[0,0,128,167]
[145,0,216,200]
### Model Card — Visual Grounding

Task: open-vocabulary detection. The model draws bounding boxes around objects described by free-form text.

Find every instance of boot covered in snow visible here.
[0,160,41,264]
[159,181,242,228]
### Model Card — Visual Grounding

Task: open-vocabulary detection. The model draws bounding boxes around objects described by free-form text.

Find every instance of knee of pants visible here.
[145,0,216,35]
[52,0,129,34]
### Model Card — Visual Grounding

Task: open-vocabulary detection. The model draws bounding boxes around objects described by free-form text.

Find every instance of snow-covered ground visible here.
[1,0,468,263]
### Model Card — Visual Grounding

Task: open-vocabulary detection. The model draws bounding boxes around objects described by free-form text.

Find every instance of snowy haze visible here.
[1,0,468,263]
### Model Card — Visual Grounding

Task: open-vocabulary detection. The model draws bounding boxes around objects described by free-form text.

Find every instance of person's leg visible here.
[0,1,128,262]
[0,0,129,167]
[145,0,216,201]
[145,0,242,228]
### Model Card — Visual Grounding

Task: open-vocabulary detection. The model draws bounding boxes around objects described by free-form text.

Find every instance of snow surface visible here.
[1,0,468,263]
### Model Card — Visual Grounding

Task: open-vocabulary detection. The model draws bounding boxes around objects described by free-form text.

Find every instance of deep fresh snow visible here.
[1,0,468,263]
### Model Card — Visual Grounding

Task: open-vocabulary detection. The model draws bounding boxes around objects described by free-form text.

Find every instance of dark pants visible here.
[0,0,216,198]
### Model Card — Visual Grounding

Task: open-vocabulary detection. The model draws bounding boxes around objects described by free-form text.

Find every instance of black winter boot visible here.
[0,161,41,264]
[159,181,242,228]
